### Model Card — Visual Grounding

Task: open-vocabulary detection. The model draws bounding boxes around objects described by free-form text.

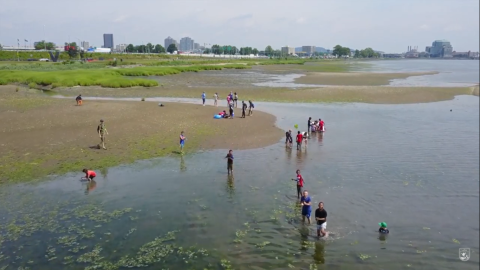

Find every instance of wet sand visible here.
[0,86,283,183]
[52,85,474,104]
[295,71,439,86]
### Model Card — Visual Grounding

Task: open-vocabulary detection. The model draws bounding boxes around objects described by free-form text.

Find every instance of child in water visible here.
[378,222,389,234]
[82,169,96,181]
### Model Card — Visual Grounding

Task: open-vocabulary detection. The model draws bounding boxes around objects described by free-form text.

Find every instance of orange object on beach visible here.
[77,100,83,105]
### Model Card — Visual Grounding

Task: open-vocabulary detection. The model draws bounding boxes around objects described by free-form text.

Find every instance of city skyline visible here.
[0,0,478,53]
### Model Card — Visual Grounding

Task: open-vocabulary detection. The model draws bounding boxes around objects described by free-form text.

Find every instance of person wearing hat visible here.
[378,222,389,234]
[97,119,108,150]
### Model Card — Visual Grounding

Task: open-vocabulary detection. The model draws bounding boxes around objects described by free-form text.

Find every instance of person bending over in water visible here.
[82,169,96,182]
[300,190,312,224]
[378,222,389,234]
[315,202,328,238]
[285,130,293,148]
[292,169,304,199]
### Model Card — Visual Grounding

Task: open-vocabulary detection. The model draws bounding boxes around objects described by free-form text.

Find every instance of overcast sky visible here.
[0,0,478,52]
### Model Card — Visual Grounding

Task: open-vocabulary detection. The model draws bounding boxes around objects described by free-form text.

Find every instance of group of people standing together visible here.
[202,91,255,118]
[285,117,326,150]
[292,169,328,238]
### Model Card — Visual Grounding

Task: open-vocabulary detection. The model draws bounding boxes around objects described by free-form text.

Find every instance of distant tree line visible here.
[125,43,166,53]
[34,40,56,50]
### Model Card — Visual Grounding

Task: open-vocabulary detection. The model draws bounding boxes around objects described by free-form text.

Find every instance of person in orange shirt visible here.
[82,169,96,181]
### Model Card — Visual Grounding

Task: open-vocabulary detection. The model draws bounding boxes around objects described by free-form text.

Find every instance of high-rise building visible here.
[302,46,316,55]
[281,46,295,55]
[80,41,90,50]
[164,36,178,50]
[116,44,127,52]
[425,39,453,58]
[103,34,114,49]
[179,37,194,52]
[194,43,200,50]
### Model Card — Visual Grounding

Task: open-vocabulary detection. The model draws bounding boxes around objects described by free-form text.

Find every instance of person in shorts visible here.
[97,119,108,150]
[315,202,328,238]
[225,150,234,175]
[82,169,96,181]
[300,190,312,224]
[234,92,238,108]
[248,100,254,116]
[179,131,186,153]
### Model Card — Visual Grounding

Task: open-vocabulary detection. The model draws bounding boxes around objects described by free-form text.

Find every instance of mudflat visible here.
[0,86,283,183]
[52,84,474,104]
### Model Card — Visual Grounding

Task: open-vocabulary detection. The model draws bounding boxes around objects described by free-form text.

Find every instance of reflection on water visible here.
[0,96,478,269]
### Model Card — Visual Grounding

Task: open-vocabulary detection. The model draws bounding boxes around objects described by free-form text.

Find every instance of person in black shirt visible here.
[225,150,234,175]
[378,222,389,234]
[307,117,312,133]
[241,101,247,118]
[285,129,293,148]
[315,202,328,238]
[76,94,82,106]
[229,103,234,118]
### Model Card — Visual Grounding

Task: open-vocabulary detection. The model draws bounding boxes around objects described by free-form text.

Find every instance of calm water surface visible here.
[1,95,478,270]
[150,60,479,88]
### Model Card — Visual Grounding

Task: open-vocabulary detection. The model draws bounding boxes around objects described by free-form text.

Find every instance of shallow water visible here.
[353,59,479,87]
[146,60,479,89]
[2,95,479,269]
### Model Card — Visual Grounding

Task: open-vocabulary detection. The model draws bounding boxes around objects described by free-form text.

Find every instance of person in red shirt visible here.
[291,169,305,199]
[82,169,96,181]
[296,131,303,150]
[319,119,325,132]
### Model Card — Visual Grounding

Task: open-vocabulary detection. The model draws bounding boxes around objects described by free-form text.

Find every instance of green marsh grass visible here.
[0,64,251,89]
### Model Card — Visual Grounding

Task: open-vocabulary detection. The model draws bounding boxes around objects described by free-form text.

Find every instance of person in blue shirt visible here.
[201,92,206,106]
[179,131,186,153]
[300,190,312,224]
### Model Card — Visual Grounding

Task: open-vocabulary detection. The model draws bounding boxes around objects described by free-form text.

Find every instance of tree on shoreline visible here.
[333,45,350,57]
[265,45,273,56]
[167,44,178,53]
[154,44,165,53]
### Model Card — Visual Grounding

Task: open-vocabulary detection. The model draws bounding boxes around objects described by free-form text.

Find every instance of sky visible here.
[0,0,478,53]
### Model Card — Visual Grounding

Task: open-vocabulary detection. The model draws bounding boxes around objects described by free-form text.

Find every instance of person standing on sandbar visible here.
[97,119,108,150]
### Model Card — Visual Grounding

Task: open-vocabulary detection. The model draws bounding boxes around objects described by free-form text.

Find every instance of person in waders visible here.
[97,119,108,150]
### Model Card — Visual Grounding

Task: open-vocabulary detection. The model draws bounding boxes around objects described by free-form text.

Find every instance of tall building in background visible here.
[302,46,316,55]
[116,44,127,52]
[425,39,453,58]
[103,34,114,49]
[281,46,295,55]
[194,43,200,50]
[80,41,90,50]
[180,37,194,52]
[164,36,178,50]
